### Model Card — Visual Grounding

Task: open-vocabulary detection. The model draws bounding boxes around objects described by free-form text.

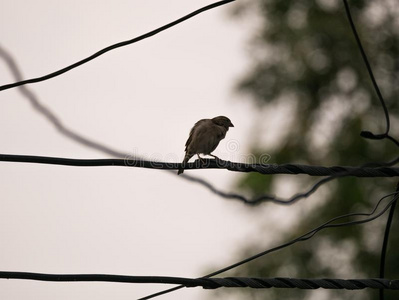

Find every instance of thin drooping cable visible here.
[2,154,399,177]
[0,3,396,300]
[249,154,399,205]
[386,135,399,148]
[138,191,399,299]
[379,182,399,300]
[0,46,127,158]
[140,1,399,298]
[2,153,399,206]
[1,44,398,207]
[0,0,236,92]
[205,192,399,278]
[342,0,390,136]
[272,156,399,205]
[1,272,398,290]
[0,43,267,206]
[0,43,300,207]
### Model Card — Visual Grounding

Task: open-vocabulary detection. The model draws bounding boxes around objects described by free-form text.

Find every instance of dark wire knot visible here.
[360,131,387,140]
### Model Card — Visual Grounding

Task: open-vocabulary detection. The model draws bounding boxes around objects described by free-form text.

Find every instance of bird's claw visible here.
[210,155,221,162]
[196,155,206,166]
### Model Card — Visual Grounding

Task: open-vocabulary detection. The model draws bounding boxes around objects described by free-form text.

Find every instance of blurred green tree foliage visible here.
[215,0,399,299]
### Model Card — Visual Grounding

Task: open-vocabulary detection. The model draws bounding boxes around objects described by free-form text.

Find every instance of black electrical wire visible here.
[0,3,398,300]
[0,192,396,300]
[1,153,399,206]
[342,0,390,136]
[0,44,267,208]
[1,38,398,208]
[139,191,399,299]
[1,272,398,291]
[0,272,204,287]
[1,154,399,177]
[0,0,236,92]
[379,182,399,300]
[341,3,399,300]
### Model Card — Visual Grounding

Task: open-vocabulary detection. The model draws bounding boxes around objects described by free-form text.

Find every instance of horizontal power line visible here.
[1,272,398,290]
[205,277,399,290]
[1,153,399,177]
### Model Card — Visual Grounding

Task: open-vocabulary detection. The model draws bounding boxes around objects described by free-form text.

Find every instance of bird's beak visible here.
[230,123,234,127]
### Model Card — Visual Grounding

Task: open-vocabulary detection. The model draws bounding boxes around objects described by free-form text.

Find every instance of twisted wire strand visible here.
[204,277,399,290]
[139,191,399,299]
[2,153,398,206]
[1,154,399,178]
[0,3,398,300]
[342,3,399,300]
[0,272,398,290]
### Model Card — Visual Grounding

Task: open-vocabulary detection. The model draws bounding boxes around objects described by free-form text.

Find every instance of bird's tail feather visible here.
[177,153,192,175]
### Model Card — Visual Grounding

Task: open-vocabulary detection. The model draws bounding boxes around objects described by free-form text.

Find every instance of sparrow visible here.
[178,116,234,175]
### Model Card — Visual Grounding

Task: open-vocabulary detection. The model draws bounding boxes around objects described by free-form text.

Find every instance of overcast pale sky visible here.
[0,1,279,299]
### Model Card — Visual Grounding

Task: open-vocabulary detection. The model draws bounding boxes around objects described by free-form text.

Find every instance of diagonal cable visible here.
[0,43,263,206]
[139,190,399,299]
[0,0,236,92]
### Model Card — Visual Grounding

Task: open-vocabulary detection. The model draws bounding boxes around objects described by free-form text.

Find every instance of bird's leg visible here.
[197,154,206,166]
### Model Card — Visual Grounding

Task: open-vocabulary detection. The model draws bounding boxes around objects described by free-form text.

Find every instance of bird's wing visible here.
[185,119,208,150]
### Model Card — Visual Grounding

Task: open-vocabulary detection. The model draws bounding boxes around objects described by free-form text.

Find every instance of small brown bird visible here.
[178,116,234,175]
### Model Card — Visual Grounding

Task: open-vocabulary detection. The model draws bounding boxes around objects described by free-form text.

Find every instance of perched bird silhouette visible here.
[178,116,234,175]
